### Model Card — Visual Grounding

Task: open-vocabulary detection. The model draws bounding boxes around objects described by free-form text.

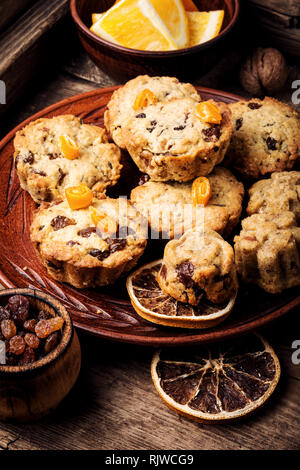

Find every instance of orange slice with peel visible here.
[187,10,224,46]
[90,0,189,51]
[151,333,280,422]
[65,184,93,210]
[195,101,222,124]
[59,135,79,160]
[134,89,157,110]
[126,260,236,329]
[192,176,212,206]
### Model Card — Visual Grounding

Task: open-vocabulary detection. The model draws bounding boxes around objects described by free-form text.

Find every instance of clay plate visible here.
[0,86,298,346]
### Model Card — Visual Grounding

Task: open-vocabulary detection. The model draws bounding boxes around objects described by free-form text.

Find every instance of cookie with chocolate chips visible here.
[225,97,300,179]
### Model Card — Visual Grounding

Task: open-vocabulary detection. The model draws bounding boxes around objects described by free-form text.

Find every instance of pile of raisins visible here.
[0,295,64,366]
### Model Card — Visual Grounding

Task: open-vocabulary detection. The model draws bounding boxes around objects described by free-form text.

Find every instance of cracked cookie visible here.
[122,98,232,181]
[234,211,300,293]
[157,229,238,306]
[30,197,147,288]
[226,97,300,179]
[104,75,201,149]
[14,115,122,203]
[131,167,244,239]
[247,171,300,224]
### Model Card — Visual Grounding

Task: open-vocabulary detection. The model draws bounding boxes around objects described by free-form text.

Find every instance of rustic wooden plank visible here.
[0,0,37,33]
[0,0,70,120]
[246,0,300,16]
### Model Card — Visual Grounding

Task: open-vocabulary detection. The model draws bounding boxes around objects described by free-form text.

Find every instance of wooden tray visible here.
[0,86,298,347]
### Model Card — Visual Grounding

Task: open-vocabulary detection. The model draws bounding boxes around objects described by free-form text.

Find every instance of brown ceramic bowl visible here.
[0,288,81,422]
[70,0,240,81]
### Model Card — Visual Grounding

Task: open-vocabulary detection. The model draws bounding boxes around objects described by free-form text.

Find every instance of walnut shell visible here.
[240,48,288,96]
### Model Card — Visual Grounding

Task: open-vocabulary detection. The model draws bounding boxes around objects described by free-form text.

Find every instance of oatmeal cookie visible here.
[157,229,238,306]
[14,115,122,203]
[234,212,300,293]
[130,167,244,239]
[122,98,232,181]
[30,197,147,288]
[104,75,201,148]
[247,171,300,224]
[226,97,300,179]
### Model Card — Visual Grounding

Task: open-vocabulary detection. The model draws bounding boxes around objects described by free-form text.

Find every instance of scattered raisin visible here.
[35,317,64,339]
[50,215,75,231]
[136,113,146,118]
[48,153,59,160]
[23,152,34,164]
[78,227,97,238]
[202,125,221,141]
[66,240,80,246]
[107,238,127,253]
[235,118,243,130]
[266,137,277,150]
[32,169,47,176]
[44,331,61,354]
[176,261,195,288]
[1,320,17,340]
[9,336,26,355]
[146,127,155,133]
[8,295,29,327]
[174,125,185,130]
[89,249,110,261]
[248,102,262,110]
[138,174,150,185]
[58,168,66,185]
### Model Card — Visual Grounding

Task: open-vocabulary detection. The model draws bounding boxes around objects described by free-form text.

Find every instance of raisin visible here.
[0,306,10,321]
[19,347,35,365]
[35,317,64,339]
[58,168,66,185]
[67,240,80,246]
[107,238,127,253]
[138,174,150,185]
[160,264,167,280]
[174,125,186,130]
[150,120,157,126]
[9,336,26,355]
[50,215,75,231]
[146,127,155,133]
[44,331,61,355]
[235,118,243,130]
[24,333,40,349]
[23,152,34,164]
[1,320,17,339]
[248,102,262,110]
[24,318,37,332]
[38,310,52,320]
[176,261,195,288]
[8,295,29,326]
[48,153,59,160]
[266,137,277,150]
[136,113,146,118]
[32,169,47,176]
[78,227,97,238]
[202,125,221,141]
[89,249,110,261]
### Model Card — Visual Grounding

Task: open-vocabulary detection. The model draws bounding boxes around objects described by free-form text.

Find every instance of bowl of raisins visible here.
[0,288,81,422]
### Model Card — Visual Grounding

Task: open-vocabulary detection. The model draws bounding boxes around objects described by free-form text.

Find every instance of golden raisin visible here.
[24,333,40,349]
[1,319,17,340]
[9,335,26,355]
[35,317,64,339]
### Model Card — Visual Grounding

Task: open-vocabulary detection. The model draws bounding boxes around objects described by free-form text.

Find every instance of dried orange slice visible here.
[133,89,157,110]
[89,207,117,235]
[192,176,212,206]
[59,135,79,160]
[195,101,222,124]
[187,10,224,46]
[65,184,93,210]
[126,260,236,329]
[151,333,280,422]
[90,0,189,51]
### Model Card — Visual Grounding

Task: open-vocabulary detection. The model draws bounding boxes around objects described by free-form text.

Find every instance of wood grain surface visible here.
[0,47,299,449]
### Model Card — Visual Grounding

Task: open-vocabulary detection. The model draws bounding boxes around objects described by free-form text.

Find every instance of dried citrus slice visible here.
[151,333,280,422]
[126,260,236,328]
[90,0,189,51]
[187,10,224,47]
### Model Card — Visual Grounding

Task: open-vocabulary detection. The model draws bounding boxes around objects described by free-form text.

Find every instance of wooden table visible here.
[0,47,299,451]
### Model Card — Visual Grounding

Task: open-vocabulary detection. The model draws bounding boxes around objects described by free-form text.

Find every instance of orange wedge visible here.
[187,10,224,46]
[90,0,189,51]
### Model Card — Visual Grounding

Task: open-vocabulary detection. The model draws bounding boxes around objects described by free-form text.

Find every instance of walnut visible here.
[240,48,289,96]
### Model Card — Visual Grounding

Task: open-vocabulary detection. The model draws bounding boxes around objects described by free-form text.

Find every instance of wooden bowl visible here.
[0,288,81,422]
[70,0,240,81]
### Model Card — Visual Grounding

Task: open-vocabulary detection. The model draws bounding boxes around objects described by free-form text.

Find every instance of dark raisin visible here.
[235,118,243,130]
[160,264,167,280]
[202,125,221,141]
[8,295,30,327]
[24,319,37,332]
[176,261,194,288]
[107,238,127,253]
[248,102,262,110]
[136,113,146,118]
[50,215,75,231]
[39,225,45,231]
[174,125,185,131]
[77,227,97,238]
[266,137,277,150]
[146,127,155,133]
[150,120,157,126]
[89,249,110,261]
[48,153,59,160]
[0,306,10,321]
[138,174,150,185]
[9,335,26,355]
[38,310,52,321]
[66,240,80,246]
[32,169,47,176]
[1,320,17,339]
[213,146,219,152]
[58,168,66,185]
[24,333,40,349]
[19,347,35,365]
[44,331,61,355]
[23,152,34,164]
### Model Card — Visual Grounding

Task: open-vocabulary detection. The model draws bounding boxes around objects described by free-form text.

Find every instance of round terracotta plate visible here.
[0,86,298,347]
